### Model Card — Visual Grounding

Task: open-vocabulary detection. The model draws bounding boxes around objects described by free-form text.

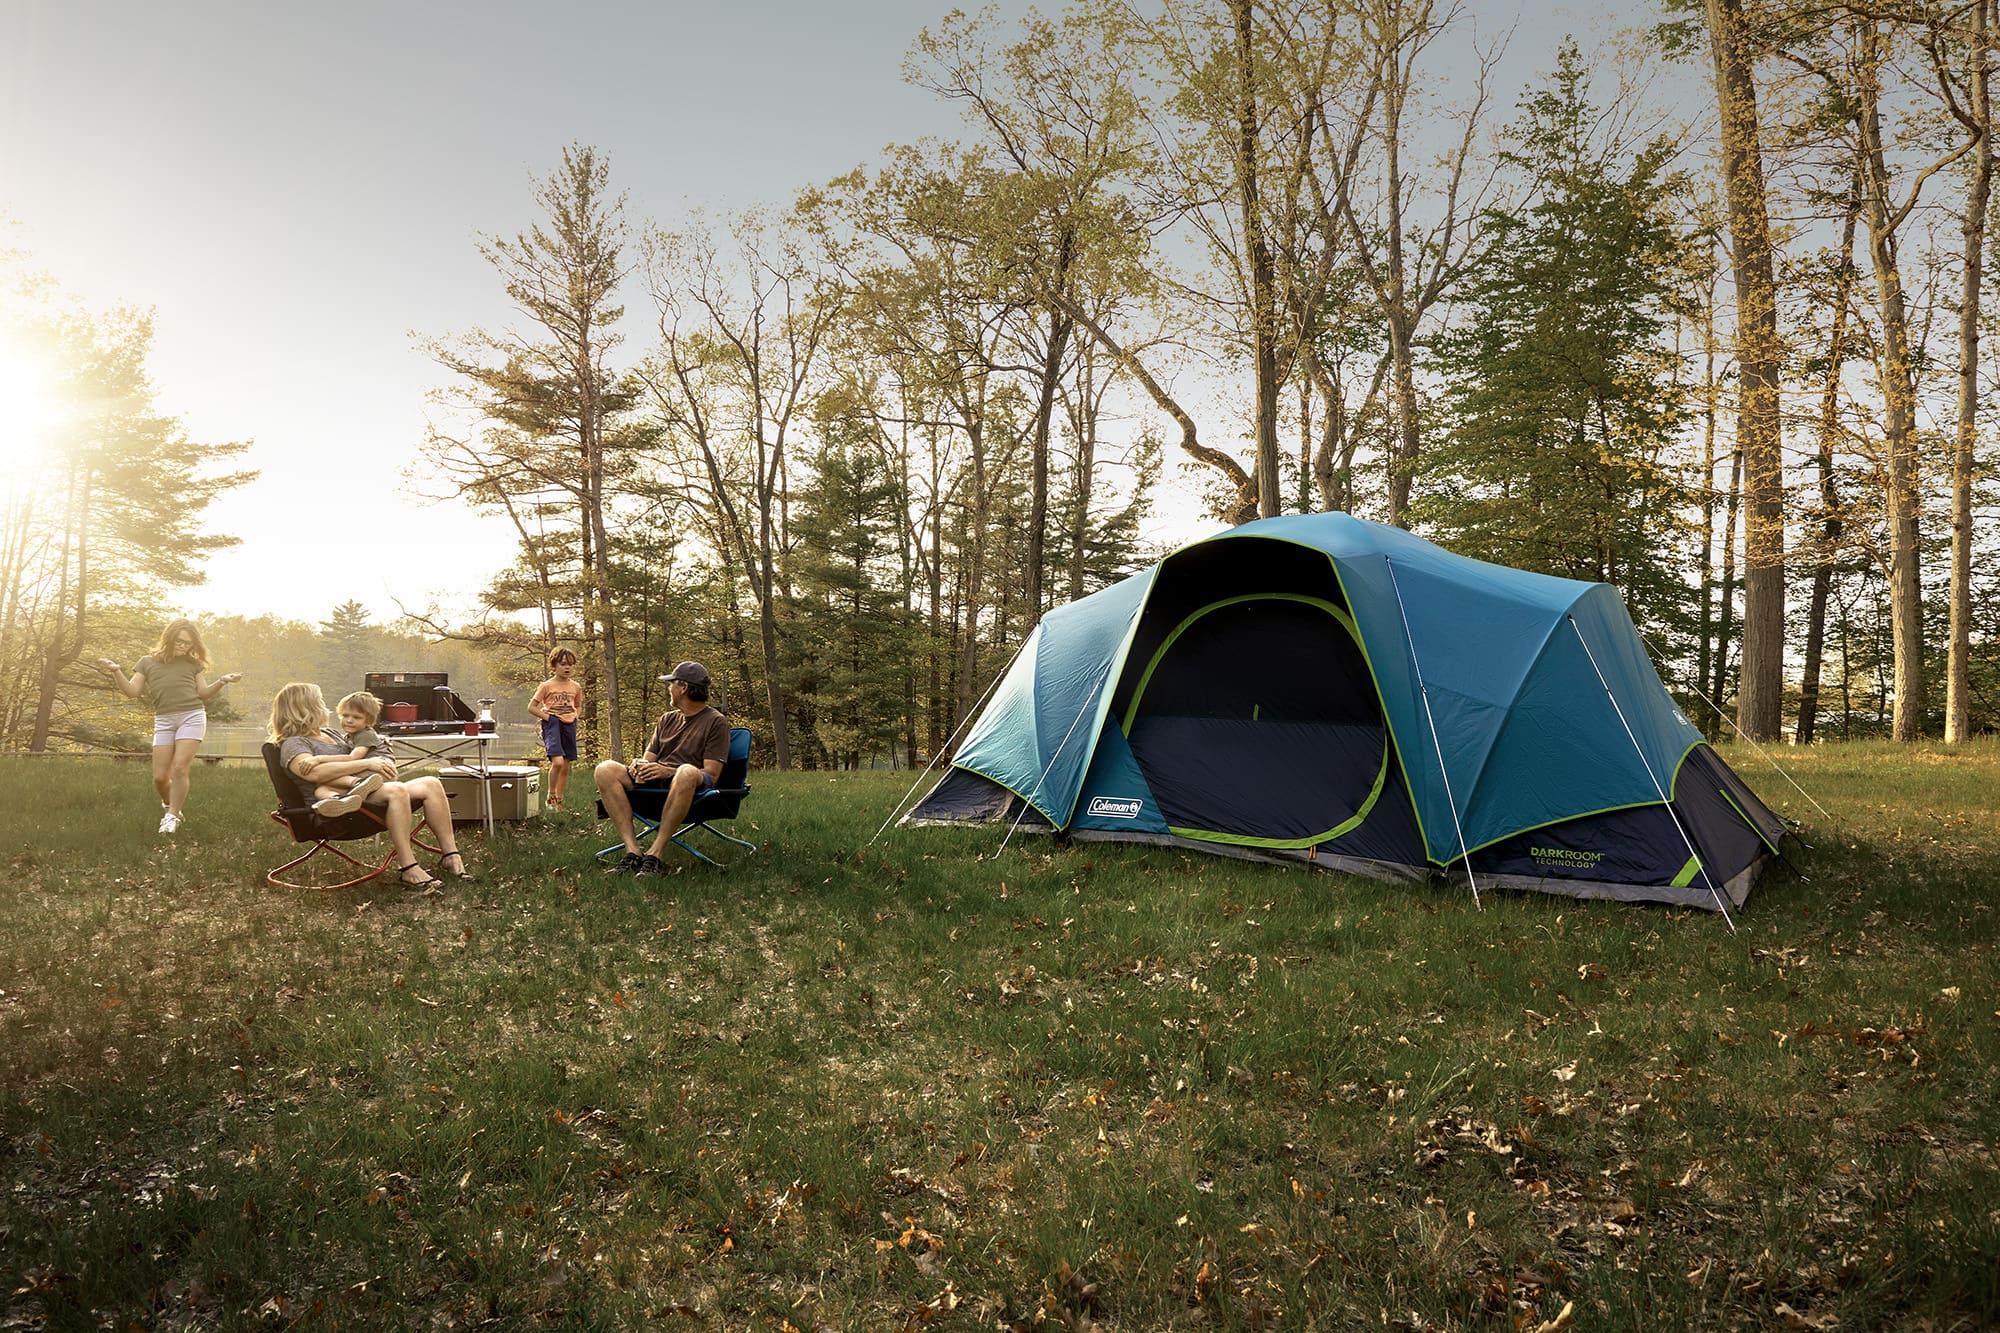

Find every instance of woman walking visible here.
[98,617,242,834]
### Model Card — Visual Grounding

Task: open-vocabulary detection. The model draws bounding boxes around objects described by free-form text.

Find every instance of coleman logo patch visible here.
[1530,846,1604,869]
[1087,796,1145,819]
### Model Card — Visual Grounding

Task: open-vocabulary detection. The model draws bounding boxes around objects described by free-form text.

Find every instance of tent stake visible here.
[1569,617,1737,932]
[1383,558,1482,909]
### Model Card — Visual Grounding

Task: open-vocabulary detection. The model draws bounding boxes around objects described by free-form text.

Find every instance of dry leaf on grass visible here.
[1532,1300,1575,1332]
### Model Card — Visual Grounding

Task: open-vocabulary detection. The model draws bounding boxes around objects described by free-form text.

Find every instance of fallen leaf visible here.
[1533,1300,1575,1332]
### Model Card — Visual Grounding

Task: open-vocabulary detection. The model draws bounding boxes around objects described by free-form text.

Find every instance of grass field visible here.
[1,742,1995,1330]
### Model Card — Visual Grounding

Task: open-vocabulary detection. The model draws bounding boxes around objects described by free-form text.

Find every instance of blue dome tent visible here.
[904,513,1784,913]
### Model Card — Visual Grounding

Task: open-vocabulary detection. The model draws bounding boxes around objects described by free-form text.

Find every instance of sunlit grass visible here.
[0,746,1995,1329]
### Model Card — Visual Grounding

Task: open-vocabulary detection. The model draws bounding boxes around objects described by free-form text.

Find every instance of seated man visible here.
[594,660,730,876]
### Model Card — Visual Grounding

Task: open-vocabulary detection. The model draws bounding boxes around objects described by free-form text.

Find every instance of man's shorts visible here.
[541,716,578,761]
[623,766,714,820]
[153,709,207,746]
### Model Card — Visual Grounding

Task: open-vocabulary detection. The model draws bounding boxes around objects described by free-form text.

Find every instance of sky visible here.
[0,0,1671,630]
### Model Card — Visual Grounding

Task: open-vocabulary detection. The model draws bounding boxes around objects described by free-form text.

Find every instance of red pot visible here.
[382,701,418,723]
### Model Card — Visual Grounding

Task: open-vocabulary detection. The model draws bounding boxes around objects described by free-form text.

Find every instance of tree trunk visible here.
[1946,0,1992,744]
[755,481,793,769]
[29,465,88,753]
[1696,273,1721,723]
[1716,447,1743,715]
[1068,365,1093,601]
[1856,20,1928,741]
[1026,303,1072,628]
[1379,2,1420,527]
[1230,0,1284,519]
[1705,0,1786,742]
[929,506,946,759]
[584,427,623,752]
[1798,163,1862,747]
[955,422,990,728]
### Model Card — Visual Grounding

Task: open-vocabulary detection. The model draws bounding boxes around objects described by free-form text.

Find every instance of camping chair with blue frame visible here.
[595,726,756,868]
[261,742,439,890]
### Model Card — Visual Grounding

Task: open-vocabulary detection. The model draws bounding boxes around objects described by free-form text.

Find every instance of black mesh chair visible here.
[595,727,757,868]
[261,742,432,890]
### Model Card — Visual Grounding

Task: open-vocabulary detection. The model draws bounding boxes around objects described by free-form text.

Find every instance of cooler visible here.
[439,765,542,821]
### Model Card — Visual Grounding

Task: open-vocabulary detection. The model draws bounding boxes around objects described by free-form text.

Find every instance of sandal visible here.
[396,862,443,890]
[439,851,474,880]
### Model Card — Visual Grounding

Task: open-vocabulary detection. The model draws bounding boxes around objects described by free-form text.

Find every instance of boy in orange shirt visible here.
[528,648,584,809]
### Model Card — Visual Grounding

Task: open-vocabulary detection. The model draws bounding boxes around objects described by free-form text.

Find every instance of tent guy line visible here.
[1638,629,1836,832]
[867,638,1025,850]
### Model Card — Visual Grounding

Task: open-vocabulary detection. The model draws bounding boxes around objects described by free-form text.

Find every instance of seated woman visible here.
[268,682,473,889]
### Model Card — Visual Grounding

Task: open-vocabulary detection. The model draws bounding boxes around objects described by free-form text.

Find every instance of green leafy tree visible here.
[1414,44,1695,631]
[784,438,911,768]
[3,300,252,751]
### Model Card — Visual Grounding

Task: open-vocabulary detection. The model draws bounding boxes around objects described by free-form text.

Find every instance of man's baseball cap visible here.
[660,661,710,686]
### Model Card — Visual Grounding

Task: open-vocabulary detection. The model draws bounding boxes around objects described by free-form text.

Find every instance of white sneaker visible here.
[313,771,384,817]
[158,811,179,834]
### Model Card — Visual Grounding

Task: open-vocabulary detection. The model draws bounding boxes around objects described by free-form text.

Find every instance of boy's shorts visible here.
[541,716,578,762]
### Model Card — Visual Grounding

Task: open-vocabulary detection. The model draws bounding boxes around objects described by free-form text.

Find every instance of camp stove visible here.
[365,671,492,736]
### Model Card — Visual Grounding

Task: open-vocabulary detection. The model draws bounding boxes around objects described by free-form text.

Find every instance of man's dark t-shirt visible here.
[645,706,730,774]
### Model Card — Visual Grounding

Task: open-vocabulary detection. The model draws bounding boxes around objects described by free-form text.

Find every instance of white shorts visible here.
[152,709,208,746]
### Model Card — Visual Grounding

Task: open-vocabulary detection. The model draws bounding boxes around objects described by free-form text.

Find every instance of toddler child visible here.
[529,648,583,809]
[310,690,391,815]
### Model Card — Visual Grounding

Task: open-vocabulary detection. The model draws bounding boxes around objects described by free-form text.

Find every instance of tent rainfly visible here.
[903,512,1785,913]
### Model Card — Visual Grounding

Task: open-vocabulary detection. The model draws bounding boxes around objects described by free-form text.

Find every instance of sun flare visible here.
[0,320,67,485]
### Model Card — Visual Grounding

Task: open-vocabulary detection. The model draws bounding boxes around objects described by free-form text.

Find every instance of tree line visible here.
[5,0,1995,763]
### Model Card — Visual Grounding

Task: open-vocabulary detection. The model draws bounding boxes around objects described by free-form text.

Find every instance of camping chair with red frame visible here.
[261,742,438,890]
[595,726,756,868]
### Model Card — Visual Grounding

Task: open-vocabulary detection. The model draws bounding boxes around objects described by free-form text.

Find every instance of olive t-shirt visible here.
[133,655,203,715]
[344,726,392,760]
[278,732,350,805]
[644,706,729,773]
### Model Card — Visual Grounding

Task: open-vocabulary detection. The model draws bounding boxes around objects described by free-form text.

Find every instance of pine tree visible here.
[785,439,911,769]
[318,600,374,694]
[1415,44,1696,634]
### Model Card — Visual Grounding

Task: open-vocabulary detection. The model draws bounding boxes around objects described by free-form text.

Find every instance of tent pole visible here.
[998,670,1108,855]
[1383,558,1482,909]
[868,634,1028,848]
[1637,630,1833,834]
[1568,616,1738,931]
